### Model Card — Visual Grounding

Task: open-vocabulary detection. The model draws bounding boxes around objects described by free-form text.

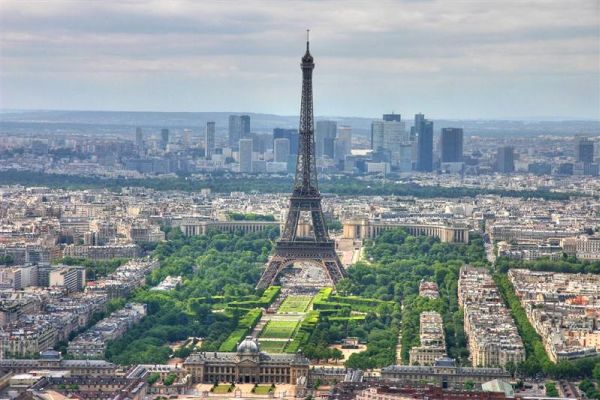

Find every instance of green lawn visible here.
[278,295,313,313]
[260,320,299,339]
[212,384,234,394]
[253,385,274,394]
[258,340,287,353]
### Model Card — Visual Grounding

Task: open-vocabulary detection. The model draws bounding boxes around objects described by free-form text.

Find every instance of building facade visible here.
[381,358,510,390]
[342,219,469,243]
[183,337,309,385]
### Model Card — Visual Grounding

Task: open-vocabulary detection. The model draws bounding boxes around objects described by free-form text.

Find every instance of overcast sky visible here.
[1,0,599,119]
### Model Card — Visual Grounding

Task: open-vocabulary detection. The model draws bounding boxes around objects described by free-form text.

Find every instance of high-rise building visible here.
[228,115,243,149]
[135,127,143,151]
[239,139,253,173]
[398,143,413,173]
[273,128,299,155]
[274,138,290,163]
[371,121,385,152]
[336,125,353,162]
[205,122,215,159]
[334,137,351,162]
[251,133,270,154]
[183,129,192,147]
[415,114,433,172]
[576,136,594,163]
[496,146,515,173]
[49,266,86,292]
[383,113,401,122]
[440,128,463,163]
[240,115,251,139]
[371,115,406,168]
[315,120,337,157]
[338,125,352,142]
[160,129,170,150]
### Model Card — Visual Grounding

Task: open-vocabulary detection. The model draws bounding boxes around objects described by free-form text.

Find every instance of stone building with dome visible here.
[183,337,310,385]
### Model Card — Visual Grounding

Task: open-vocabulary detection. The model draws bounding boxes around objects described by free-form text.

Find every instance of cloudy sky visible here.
[0,0,599,119]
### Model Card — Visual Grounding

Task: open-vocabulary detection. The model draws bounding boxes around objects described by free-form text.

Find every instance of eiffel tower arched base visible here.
[256,240,345,289]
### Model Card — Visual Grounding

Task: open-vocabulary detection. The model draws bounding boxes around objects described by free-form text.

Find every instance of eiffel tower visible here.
[256,33,346,290]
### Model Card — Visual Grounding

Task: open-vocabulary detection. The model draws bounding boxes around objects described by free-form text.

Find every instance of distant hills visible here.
[1,109,598,139]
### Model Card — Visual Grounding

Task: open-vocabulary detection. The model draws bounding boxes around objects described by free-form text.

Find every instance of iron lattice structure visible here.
[257,36,346,289]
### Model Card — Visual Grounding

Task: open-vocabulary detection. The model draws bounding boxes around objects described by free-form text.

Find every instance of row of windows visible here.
[205,366,290,375]
[204,375,292,384]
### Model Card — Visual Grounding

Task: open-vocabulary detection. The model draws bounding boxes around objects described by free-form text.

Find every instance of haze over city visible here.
[0,2,599,400]
[1,0,599,119]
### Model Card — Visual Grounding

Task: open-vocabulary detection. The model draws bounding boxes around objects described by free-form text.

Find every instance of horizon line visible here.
[1,108,599,123]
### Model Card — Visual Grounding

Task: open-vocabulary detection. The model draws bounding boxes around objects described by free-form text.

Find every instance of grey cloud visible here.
[0,0,598,118]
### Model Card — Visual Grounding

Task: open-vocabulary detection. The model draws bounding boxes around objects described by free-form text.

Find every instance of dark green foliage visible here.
[494,274,551,366]
[302,344,344,362]
[496,256,600,275]
[58,257,129,280]
[106,229,275,365]
[163,373,177,386]
[227,286,281,310]
[219,308,262,351]
[338,229,486,368]
[0,170,577,200]
[227,212,275,221]
[545,382,559,397]
[146,373,160,385]
[495,273,600,379]
[285,311,320,353]
[579,379,600,399]
[326,219,343,231]
[0,254,14,265]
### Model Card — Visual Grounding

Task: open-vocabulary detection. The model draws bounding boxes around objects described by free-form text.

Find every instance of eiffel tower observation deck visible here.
[256,32,346,290]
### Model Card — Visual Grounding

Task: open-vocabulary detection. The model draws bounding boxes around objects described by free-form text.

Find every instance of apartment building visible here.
[458,266,525,368]
[409,311,447,366]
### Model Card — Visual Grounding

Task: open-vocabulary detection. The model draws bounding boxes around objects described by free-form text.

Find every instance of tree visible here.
[147,373,160,385]
[331,348,344,364]
[163,373,177,386]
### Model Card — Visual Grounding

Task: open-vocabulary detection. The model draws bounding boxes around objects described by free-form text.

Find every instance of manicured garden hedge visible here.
[218,308,262,351]
[226,286,281,310]
[284,310,320,353]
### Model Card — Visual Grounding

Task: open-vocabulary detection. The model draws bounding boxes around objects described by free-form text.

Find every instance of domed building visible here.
[183,336,309,385]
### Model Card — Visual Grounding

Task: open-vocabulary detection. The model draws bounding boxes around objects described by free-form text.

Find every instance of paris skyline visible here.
[0,0,599,120]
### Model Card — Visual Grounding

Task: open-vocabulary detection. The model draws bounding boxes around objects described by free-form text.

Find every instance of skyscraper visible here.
[229,115,250,148]
[371,121,385,152]
[496,146,515,173]
[240,115,251,139]
[315,120,337,158]
[415,114,433,172]
[576,136,594,163]
[383,113,401,122]
[160,129,170,150]
[371,115,406,167]
[274,138,290,163]
[334,138,351,162]
[440,128,464,163]
[205,121,215,159]
[183,129,192,147]
[228,115,241,149]
[239,139,253,173]
[135,127,143,151]
[273,128,299,155]
[338,125,352,142]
